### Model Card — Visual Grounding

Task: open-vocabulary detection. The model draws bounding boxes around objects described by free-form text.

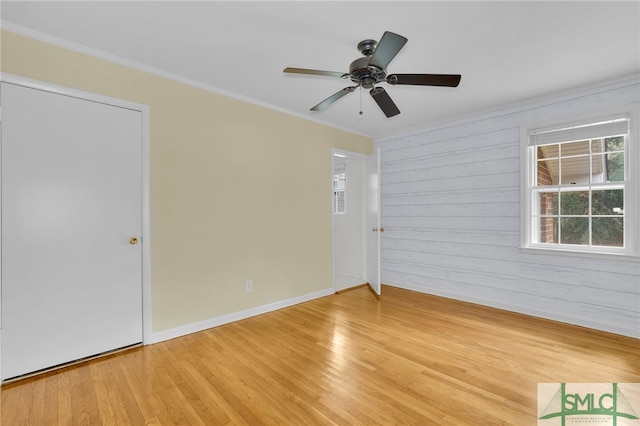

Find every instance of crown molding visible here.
[375,73,640,143]
[1,21,370,138]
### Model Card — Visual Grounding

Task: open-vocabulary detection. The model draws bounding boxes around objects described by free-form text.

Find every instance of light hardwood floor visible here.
[1,285,638,425]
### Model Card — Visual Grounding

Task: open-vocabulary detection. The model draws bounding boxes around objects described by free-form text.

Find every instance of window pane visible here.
[537,159,558,185]
[560,217,589,245]
[536,192,558,215]
[592,217,623,247]
[538,216,558,243]
[591,139,604,154]
[538,144,558,159]
[592,189,624,215]
[560,155,590,184]
[560,140,589,157]
[605,136,624,152]
[560,191,588,215]
[591,154,605,183]
[605,152,624,182]
[334,191,345,214]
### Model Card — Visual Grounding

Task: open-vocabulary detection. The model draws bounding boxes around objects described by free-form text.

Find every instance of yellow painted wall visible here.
[1,30,372,332]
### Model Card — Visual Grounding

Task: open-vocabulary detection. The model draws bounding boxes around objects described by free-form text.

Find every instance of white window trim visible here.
[520,106,640,259]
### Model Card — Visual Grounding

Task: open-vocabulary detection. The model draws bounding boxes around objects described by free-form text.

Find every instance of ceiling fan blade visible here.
[370,87,400,117]
[387,73,462,87]
[310,86,357,111]
[368,31,408,71]
[283,67,348,79]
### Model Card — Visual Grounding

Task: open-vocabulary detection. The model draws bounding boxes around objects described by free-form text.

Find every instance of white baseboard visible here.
[385,282,640,339]
[151,288,335,344]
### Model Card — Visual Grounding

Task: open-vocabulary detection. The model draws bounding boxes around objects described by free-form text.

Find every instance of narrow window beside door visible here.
[334,163,346,214]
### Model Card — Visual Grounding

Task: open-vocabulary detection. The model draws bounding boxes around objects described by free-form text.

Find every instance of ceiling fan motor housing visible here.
[349,55,385,89]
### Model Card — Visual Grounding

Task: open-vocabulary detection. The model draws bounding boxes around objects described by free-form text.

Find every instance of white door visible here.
[365,148,381,295]
[1,82,143,380]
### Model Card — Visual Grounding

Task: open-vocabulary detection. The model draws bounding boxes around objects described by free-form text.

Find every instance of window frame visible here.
[520,107,639,258]
[333,162,347,215]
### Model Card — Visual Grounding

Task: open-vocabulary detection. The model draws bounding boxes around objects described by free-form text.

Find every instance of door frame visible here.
[332,149,367,292]
[331,148,375,294]
[0,74,153,373]
[365,148,382,296]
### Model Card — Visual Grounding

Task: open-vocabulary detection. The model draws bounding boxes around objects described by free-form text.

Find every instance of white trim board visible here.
[152,288,335,344]
[0,73,153,347]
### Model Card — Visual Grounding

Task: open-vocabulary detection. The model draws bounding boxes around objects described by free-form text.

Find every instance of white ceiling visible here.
[2,1,639,139]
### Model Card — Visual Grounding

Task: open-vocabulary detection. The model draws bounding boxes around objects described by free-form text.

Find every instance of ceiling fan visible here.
[283,31,461,118]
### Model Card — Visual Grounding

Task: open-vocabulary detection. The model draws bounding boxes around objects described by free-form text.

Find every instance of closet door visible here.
[1,82,143,380]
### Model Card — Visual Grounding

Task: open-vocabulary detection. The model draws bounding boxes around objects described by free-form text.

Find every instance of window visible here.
[333,163,346,214]
[522,112,638,256]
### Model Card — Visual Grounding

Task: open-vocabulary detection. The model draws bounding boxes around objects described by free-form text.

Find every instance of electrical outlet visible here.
[245,280,253,292]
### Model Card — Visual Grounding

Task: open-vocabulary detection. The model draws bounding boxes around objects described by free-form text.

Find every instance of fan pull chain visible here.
[359,87,363,115]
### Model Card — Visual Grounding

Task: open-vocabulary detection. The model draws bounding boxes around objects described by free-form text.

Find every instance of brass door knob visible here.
[380,227,385,232]
[129,237,139,245]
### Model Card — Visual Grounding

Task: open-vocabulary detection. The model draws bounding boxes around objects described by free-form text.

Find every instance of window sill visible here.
[520,246,640,262]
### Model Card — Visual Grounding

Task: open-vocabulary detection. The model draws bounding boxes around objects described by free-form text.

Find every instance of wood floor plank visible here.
[2,285,638,425]
[42,374,60,424]
[55,367,73,425]
[88,360,119,425]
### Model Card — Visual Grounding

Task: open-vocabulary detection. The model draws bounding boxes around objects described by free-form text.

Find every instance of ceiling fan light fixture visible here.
[361,76,376,89]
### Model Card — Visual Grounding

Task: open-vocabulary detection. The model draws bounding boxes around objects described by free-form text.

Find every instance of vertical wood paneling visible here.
[377,78,640,338]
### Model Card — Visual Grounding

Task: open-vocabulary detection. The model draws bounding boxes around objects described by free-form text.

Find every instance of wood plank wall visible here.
[376,78,640,338]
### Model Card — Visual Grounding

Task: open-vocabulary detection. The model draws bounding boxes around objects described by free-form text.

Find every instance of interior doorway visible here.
[332,150,366,292]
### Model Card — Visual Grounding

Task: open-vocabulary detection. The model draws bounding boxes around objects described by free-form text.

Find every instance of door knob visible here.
[129,237,139,245]
[371,228,377,232]
[380,227,385,232]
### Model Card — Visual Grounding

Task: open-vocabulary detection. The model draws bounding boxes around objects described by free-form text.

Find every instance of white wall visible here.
[376,77,640,338]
